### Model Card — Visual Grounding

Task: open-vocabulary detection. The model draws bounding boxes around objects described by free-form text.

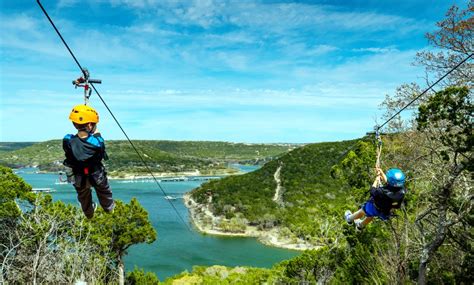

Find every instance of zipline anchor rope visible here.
[374,126,383,187]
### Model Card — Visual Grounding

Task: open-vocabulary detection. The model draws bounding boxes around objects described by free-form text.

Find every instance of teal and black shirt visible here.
[370,185,405,214]
[63,133,107,170]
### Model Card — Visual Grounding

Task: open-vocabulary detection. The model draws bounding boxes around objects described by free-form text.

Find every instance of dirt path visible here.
[272,165,283,205]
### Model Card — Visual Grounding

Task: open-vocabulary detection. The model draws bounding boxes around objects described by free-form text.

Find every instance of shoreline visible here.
[18,166,318,251]
[108,170,241,180]
[19,165,256,180]
[27,168,242,179]
[184,193,320,251]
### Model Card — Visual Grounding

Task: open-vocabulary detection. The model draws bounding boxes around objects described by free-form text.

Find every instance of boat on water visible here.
[32,188,56,193]
[160,176,189,182]
[117,178,155,183]
[164,195,177,200]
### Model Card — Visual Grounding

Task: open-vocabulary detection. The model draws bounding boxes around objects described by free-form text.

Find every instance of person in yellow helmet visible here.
[62,104,114,218]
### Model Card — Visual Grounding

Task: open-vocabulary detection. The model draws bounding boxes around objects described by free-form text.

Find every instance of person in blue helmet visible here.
[344,167,406,230]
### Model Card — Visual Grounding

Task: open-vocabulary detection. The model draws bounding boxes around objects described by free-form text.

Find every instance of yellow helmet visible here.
[69,104,99,124]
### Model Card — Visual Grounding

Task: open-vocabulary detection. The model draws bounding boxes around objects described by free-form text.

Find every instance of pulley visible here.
[72,68,102,105]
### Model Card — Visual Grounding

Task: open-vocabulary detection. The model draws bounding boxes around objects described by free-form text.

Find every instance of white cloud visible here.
[103,0,423,34]
[109,0,155,9]
[0,14,68,58]
[352,47,399,53]
[214,51,250,71]
[2,84,382,142]
[1,13,37,31]
[291,49,421,84]
[176,0,226,28]
[201,31,259,47]
[57,0,81,8]
[1,1,438,142]
[274,38,339,59]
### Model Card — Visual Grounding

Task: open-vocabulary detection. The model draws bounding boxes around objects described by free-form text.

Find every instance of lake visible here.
[17,167,299,281]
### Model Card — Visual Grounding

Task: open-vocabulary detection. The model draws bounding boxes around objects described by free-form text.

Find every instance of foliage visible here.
[416,2,473,87]
[0,166,158,284]
[0,142,35,152]
[125,267,160,285]
[276,247,345,284]
[331,140,375,189]
[412,86,473,284]
[0,166,34,219]
[417,86,472,163]
[191,140,357,245]
[90,198,157,261]
[1,192,114,284]
[375,4,473,282]
[163,265,274,285]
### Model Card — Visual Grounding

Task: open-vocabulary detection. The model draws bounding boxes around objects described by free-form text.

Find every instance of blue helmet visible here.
[386,168,405,188]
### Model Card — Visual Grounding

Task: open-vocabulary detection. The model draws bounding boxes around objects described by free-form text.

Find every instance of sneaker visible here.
[344,210,353,225]
[355,219,364,231]
[105,203,115,214]
[86,202,97,219]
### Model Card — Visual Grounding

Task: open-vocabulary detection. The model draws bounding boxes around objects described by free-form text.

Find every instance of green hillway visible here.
[188,139,356,249]
[0,140,295,176]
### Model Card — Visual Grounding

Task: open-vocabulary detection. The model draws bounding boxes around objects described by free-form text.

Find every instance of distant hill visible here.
[189,139,360,246]
[0,142,36,152]
[0,140,296,175]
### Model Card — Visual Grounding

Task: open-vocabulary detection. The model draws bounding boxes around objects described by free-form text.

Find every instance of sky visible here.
[0,0,467,143]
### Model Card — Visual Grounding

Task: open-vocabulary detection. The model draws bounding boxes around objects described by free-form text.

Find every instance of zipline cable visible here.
[330,53,472,182]
[36,0,192,231]
[36,0,86,77]
[377,53,473,131]
[372,53,472,176]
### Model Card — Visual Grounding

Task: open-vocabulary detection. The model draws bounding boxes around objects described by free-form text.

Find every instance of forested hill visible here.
[0,140,295,175]
[190,139,360,245]
[0,142,35,152]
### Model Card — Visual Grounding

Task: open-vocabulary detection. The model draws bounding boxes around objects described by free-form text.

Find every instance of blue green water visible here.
[229,163,262,173]
[17,168,298,281]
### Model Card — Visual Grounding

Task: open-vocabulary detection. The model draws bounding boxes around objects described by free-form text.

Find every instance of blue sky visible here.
[0,0,466,143]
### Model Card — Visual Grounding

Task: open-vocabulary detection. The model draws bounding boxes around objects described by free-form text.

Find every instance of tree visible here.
[90,198,157,285]
[377,5,472,281]
[331,140,375,191]
[0,166,36,283]
[0,167,158,284]
[1,193,114,284]
[414,86,473,284]
[0,166,34,219]
[279,248,345,283]
[416,3,473,88]
[126,267,160,285]
[381,2,473,131]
